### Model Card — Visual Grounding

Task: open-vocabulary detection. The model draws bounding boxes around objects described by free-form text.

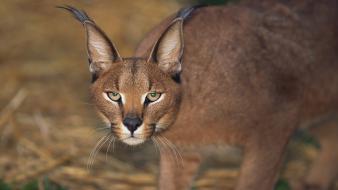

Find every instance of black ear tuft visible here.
[59,5,122,80]
[57,5,93,24]
[176,5,207,20]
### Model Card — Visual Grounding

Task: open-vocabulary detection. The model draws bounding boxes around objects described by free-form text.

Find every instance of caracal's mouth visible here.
[121,136,146,146]
[113,123,156,146]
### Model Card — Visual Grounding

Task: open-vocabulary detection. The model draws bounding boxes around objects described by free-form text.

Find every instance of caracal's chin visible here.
[121,137,146,146]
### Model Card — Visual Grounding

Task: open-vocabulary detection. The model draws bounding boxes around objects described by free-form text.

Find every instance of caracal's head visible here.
[62,6,184,145]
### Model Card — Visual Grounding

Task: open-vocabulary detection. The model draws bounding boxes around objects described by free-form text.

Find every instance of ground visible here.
[0,0,337,189]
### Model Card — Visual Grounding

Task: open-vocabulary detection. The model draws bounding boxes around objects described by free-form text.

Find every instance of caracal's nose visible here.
[123,116,142,134]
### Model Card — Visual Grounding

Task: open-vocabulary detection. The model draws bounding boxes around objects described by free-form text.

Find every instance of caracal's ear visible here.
[59,5,122,79]
[148,18,184,77]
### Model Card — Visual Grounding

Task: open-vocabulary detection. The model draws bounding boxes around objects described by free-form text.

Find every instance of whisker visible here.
[166,137,184,168]
[87,135,107,170]
[157,136,180,167]
[158,135,184,168]
[151,137,160,154]
[89,126,111,135]
[106,135,115,161]
[112,137,116,153]
[92,133,113,166]
[87,133,112,170]
[88,137,106,169]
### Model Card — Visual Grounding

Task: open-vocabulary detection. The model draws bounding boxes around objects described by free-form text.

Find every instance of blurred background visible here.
[0,0,336,189]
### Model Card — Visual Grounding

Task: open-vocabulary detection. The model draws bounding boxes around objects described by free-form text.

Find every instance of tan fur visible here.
[135,1,338,189]
[90,58,182,145]
[64,1,338,189]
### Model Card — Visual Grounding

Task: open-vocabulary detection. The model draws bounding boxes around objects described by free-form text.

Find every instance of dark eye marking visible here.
[144,98,151,106]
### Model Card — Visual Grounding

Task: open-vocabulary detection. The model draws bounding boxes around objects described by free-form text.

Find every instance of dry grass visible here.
[0,0,337,189]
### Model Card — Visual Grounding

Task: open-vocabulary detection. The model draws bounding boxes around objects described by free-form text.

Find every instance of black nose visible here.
[123,116,142,133]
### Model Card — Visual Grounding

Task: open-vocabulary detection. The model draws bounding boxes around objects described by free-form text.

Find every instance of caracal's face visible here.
[63,6,184,145]
[91,59,181,145]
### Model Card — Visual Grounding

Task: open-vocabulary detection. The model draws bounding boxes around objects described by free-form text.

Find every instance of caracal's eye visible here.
[146,92,161,102]
[107,92,121,102]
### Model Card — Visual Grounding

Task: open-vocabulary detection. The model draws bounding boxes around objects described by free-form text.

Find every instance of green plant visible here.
[275,179,291,190]
[0,178,67,190]
[0,180,11,190]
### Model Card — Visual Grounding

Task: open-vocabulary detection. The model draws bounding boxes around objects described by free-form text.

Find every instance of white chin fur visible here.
[122,137,145,146]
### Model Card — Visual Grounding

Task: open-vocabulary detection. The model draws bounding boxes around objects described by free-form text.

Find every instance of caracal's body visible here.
[62,0,338,189]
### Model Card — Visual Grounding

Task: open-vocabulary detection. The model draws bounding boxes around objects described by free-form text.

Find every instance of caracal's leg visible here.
[158,149,202,190]
[235,117,297,190]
